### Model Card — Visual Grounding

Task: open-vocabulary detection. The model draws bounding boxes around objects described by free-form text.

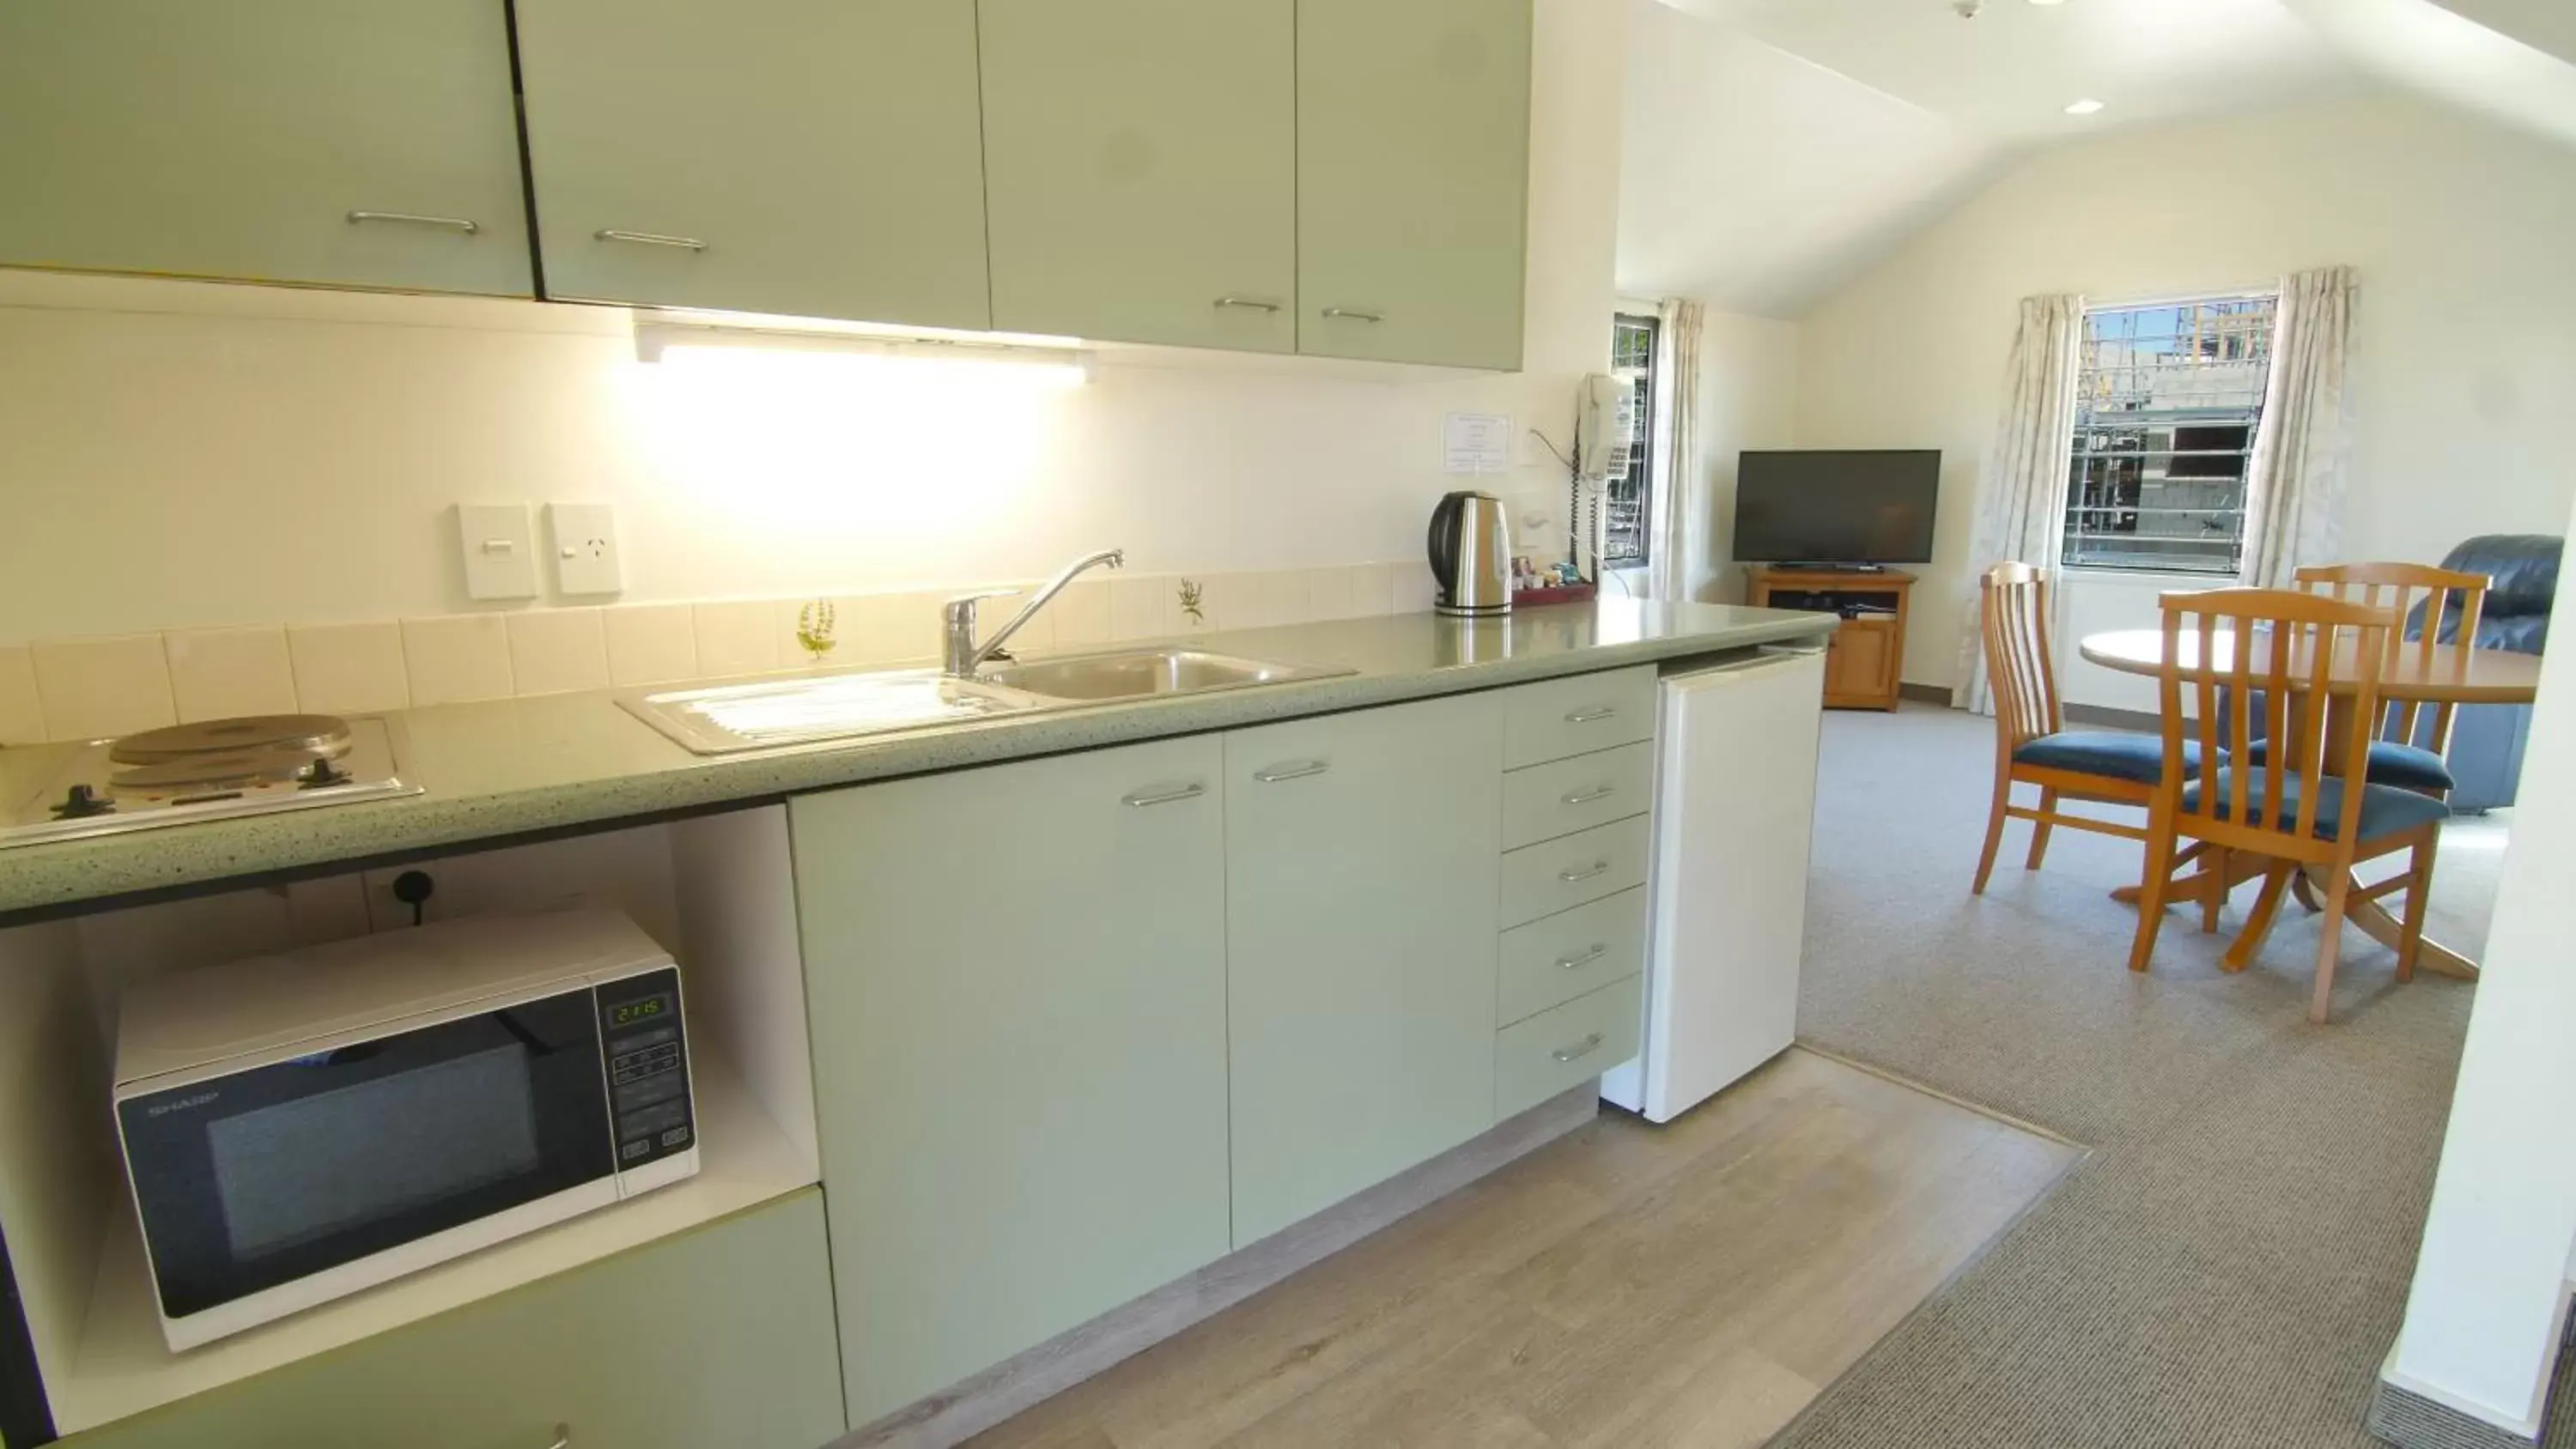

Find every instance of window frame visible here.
[1605,311,1662,572]
[2060,293,2280,580]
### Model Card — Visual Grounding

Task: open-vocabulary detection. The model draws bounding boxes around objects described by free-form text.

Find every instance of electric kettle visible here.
[1426,491,1513,617]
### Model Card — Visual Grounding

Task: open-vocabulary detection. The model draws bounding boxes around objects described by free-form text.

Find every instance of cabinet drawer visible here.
[1498,887,1645,1027]
[64,1190,845,1449]
[1502,740,1652,849]
[1498,815,1649,929]
[1502,666,1657,769]
[1496,974,1643,1121]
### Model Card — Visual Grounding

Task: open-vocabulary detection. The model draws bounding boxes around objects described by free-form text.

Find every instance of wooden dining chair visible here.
[2128,588,2447,1023]
[1971,562,2218,894]
[2275,562,2492,799]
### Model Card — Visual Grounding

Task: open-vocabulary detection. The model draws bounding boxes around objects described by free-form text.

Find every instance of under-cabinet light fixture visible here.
[632,309,1092,388]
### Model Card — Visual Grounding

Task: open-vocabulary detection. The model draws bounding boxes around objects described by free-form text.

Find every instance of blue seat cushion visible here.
[2012,731,2215,785]
[2182,770,2451,843]
[2245,737,2455,793]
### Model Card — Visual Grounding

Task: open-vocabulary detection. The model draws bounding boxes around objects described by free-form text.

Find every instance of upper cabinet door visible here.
[1297,0,1532,370]
[515,0,991,330]
[0,0,532,295]
[980,0,1295,351]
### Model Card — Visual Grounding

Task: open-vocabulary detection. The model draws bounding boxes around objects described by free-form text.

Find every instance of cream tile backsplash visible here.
[0,564,1417,743]
[285,622,411,716]
[398,615,515,707]
[165,627,298,723]
[29,634,179,740]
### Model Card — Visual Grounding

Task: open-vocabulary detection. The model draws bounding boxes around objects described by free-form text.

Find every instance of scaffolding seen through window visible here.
[1606,313,1658,568]
[2063,295,2278,576]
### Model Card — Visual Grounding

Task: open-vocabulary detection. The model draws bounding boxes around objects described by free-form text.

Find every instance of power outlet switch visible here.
[548,502,623,596]
[456,503,540,601]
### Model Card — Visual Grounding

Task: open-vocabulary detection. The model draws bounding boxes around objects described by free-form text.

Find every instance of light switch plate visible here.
[547,502,623,596]
[456,503,539,601]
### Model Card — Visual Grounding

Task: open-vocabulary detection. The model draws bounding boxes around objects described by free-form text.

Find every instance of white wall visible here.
[2386,480,2576,1434]
[0,0,1627,646]
[1791,90,2576,696]
[1674,311,1802,604]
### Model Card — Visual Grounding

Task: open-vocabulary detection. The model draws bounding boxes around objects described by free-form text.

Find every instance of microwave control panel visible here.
[597,967,695,1171]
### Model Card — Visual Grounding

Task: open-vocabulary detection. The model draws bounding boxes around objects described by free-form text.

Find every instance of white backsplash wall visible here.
[0,0,1628,651]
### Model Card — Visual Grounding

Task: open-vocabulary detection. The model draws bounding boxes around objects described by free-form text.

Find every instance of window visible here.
[2062,295,2278,575]
[1606,312,1660,567]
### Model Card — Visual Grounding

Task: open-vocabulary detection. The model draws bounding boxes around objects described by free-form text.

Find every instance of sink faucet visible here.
[944,548,1127,676]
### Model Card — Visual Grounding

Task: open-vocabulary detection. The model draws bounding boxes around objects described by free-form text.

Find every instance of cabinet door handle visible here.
[1321,306,1383,323]
[1122,783,1206,809]
[1558,861,1612,883]
[346,209,479,234]
[596,228,708,252]
[1253,760,1331,784]
[1556,943,1608,971]
[1215,295,1283,312]
[1563,706,1618,724]
[544,1427,573,1449]
[1552,1032,1606,1064]
[1559,785,1616,806]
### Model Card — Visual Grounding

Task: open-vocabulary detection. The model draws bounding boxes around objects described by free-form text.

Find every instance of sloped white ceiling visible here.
[2287,0,2576,146]
[2421,0,2576,65]
[1615,0,2003,316]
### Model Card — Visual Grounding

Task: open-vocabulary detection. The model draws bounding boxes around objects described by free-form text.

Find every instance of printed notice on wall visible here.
[1443,413,1512,476]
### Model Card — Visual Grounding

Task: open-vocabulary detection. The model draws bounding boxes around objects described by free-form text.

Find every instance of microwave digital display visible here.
[610,992,672,1028]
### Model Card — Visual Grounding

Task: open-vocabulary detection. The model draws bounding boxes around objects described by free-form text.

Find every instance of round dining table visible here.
[2076,627,2543,980]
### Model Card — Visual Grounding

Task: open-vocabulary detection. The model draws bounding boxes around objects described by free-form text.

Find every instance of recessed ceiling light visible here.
[2027,0,2068,6]
[2064,98,2105,115]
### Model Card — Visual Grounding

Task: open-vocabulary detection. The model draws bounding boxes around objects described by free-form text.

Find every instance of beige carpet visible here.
[1774,704,2507,1449]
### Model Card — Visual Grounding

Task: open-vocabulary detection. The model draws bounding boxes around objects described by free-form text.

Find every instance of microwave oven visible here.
[112,908,699,1351]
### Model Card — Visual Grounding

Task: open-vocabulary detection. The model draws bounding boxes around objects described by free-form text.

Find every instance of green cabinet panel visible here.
[1296,0,1532,370]
[0,0,532,295]
[515,0,991,329]
[61,1191,844,1449]
[1224,691,1504,1246]
[980,0,1296,351]
[792,737,1233,1428]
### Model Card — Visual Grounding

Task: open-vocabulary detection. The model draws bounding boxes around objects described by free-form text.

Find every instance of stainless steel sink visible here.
[981,647,1346,702]
[621,648,1352,755]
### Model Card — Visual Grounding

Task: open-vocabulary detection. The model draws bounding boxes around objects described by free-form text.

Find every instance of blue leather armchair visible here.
[2420,535,2559,812]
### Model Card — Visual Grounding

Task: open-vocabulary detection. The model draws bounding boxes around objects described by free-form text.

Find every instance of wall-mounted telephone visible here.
[1576,373,1631,484]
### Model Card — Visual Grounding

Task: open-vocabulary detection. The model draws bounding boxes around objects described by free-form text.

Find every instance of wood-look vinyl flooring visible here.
[969,1047,2082,1449]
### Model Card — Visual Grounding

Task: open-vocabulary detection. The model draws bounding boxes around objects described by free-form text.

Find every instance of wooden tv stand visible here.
[1746,567,1914,711]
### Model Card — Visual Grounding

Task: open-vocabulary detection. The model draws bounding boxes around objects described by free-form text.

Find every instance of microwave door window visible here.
[204,1042,543,1260]
[118,988,615,1326]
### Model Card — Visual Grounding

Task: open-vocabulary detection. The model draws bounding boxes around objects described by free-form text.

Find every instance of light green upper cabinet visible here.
[514,0,992,329]
[59,1191,844,1449]
[979,0,1296,351]
[1224,691,1504,1246]
[1296,0,1532,370]
[0,0,532,296]
[791,737,1233,1428]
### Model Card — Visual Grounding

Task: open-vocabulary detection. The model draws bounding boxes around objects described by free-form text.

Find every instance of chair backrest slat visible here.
[2295,562,2492,758]
[1979,563,2060,745]
[2156,587,2397,857]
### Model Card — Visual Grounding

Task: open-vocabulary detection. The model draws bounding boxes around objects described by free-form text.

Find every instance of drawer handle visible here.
[1556,943,1607,971]
[1215,295,1284,312]
[597,228,708,252]
[346,209,479,234]
[1564,706,1618,724]
[1321,306,1384,323]
[1254,760,1331,784]
[1122,783,1206,809]
[1558,861,1612,883]
[1552,1033,1607,1064]
[1559,785,1616,806]
[544,1427,573,1449]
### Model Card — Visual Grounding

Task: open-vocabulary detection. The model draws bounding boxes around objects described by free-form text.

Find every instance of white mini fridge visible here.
[1600,645,1826,1123]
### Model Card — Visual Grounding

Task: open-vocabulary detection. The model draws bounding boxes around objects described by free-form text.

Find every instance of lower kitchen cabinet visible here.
[59,1190,843,1449]
[791,737,1233,1428]
[1224,692,1504,1246]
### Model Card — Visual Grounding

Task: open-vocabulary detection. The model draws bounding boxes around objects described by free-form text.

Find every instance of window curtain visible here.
[1654,298,1705,603]
[1954,294,2083,715]
[2244,266,2357,587]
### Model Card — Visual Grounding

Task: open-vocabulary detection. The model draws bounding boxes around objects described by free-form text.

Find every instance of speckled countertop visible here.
[0,602,1833,921]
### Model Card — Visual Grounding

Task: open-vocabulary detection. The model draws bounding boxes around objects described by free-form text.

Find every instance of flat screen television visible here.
[1730,450,1940,566]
